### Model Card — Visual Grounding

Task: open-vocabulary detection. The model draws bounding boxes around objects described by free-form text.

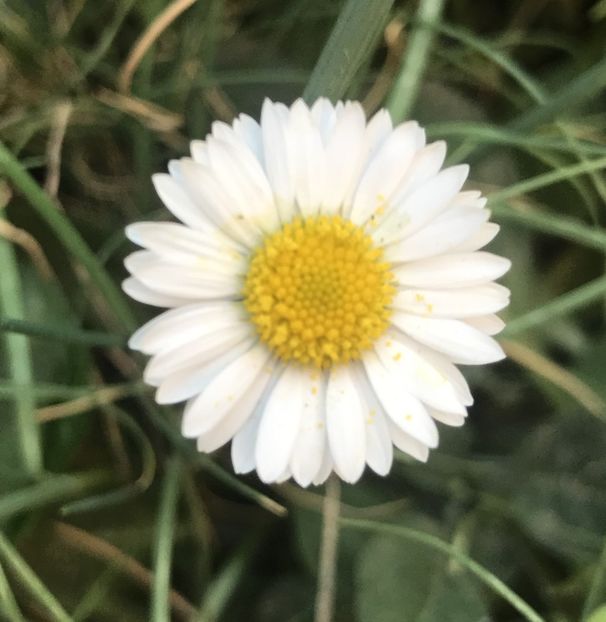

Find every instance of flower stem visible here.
[314,476,341,622]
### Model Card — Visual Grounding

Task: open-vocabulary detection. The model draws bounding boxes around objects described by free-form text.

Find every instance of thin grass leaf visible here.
[432,21,544,102]
[511,56,606,133]
[303,0,395,102]
[0,216,41,476]
[151,456,182,622]
[0,141,136,332]
[341,517,545,622]
[387,0,446,121]
[140,397,288,517]
[0,561,25,622]
[487,156,606,203]
[428,122,606,157]
[0,532,72,622]
[0,317,125,347]
[78,0,139,79]
[436,22,606,211]
[502,340,606,423]
[0,471,112,522]
[60,404,157,516]
[0,382,123,401]
[491,203,606,252]
[584,540,606,620]
[197,531,261,622]
[504,275,606,337]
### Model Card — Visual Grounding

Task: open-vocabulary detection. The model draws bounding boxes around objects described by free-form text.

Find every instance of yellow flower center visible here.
[243,215,395,368]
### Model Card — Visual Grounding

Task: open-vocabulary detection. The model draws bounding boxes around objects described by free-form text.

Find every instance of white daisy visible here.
[123,98,510,487]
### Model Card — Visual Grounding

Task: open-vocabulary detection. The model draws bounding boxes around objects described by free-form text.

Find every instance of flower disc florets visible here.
[244,215,395,368]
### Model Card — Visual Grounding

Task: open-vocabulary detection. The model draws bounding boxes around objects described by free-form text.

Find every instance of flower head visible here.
[124,98,510,486]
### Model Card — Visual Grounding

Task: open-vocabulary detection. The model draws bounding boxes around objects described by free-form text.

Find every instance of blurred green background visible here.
[2,0,606,620]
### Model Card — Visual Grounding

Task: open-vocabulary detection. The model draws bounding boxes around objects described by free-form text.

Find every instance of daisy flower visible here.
[123,98,510,487]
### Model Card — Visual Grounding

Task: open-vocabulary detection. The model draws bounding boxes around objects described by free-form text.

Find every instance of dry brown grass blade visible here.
[0,219,55,280]
[36,384,138,422]
[44,100,72,198]
[96,87,184,132]
[502,339,606,422]
[118,0,198,94]
[363,17,406,116]
[54,522,196,621]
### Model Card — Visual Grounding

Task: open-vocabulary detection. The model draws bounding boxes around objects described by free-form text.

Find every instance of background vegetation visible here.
[2,0,606,620]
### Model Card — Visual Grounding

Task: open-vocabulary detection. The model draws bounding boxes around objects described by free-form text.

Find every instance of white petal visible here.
[325,365,367,483]
[261,99,295,222]
[231,407,261,474]
[311,97,337,142]
[413,344,473,406]
[373,165,469,245]
[349,122,422,225]
[351,365,393,476]
[394,252,510,289]
[363,109,393,161]
[195,361,276,453]
[466,314,506,335]
[128,301,245,355]
[289,372,327,487]
[288,99,326,216]
[321,102,367,214]
[206,136,279,233]
[190,140,209,165]
[389,141,447,205]
[451,190,486,209]
[181,343,271,438]
[362,352,438,448]
[122,277,196,308]
[276,468,292,484]
[179,159,259,247]
[371,332,467,415]
[233,114,264,162]
[391,283,511,318]
[452,222,500,252]
[155,337,255,404]
[143,322,253,384]
[125,222,244,272]
[124,250,240,300]
[428,407,467,427]
[364,410,393,476]
[231,369,282,474]
[312,452,333,486]
[391,313,506,365]
[383,207,490,262]
[255,366,308,483]
[387,420,430,462]
[152,173,213,231]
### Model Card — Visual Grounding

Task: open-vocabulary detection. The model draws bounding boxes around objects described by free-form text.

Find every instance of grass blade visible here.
[490,204,606,252]
[341,517,545,622]
[197,532,260,621]
[0,317,124,347]
[0,532,72,622]
[0,215,41,476]
[0,141,136,332]
[504,275,606,336]
[151,457,182,622]
[0,561,25,622]
[487,156,606,204]
[511,56,606,133]
[0,471,111,522]
[303,0,394,103]
[387,0,446,121]
[583,539,606,620]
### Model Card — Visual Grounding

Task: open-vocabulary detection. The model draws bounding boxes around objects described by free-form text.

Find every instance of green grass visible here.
[1,0,606,620]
